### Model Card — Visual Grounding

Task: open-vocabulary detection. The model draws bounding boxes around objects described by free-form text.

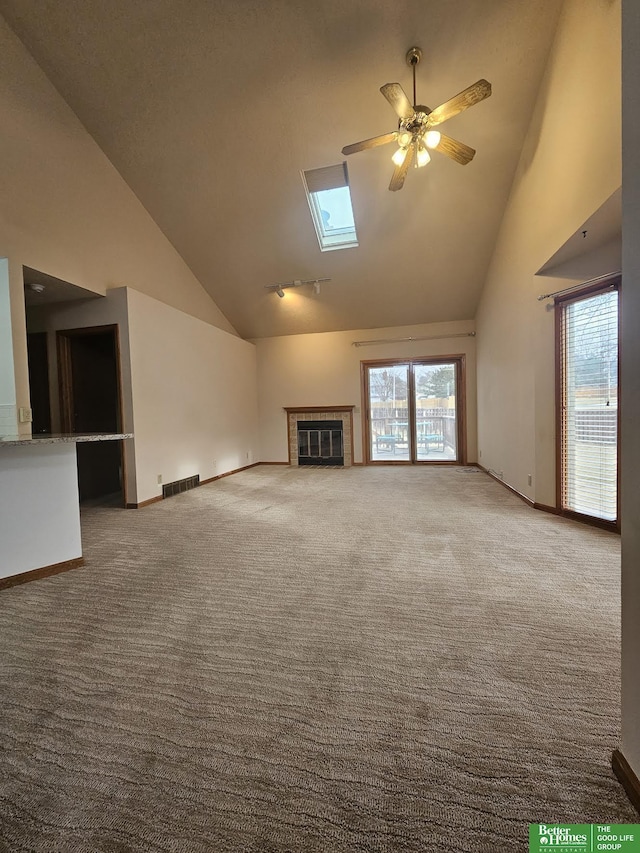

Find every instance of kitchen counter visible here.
[0,432,132,446]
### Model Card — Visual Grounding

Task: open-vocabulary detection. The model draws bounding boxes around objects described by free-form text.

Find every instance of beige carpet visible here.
[0,465,636,852]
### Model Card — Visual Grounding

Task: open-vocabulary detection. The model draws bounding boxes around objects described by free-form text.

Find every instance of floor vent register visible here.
[162,474,200,499]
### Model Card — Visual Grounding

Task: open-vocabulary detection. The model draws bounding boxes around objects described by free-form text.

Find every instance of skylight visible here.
[302,163,358,252]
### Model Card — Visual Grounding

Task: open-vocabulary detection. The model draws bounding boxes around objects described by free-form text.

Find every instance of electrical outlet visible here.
[157,474,162,485]
[500,470,504,480]
[212,459,217,473]
[527,474,532,486]
[479,449,482,458]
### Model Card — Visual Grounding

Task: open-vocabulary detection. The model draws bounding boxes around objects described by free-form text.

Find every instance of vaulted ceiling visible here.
[0,0,563,339]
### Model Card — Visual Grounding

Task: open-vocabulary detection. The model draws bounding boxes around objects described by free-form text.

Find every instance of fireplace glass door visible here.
[297,420,344,466]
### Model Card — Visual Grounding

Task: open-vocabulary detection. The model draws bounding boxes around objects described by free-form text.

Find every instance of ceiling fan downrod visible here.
[406,47,423,108]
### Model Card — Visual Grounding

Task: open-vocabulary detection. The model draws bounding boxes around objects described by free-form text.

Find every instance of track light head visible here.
[276,286,285,298]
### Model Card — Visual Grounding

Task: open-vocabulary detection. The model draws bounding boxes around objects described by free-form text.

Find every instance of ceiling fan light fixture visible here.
[416,144,431,168]
[425,130,442,149]
[341,46,491,191]
[391,146,408,167]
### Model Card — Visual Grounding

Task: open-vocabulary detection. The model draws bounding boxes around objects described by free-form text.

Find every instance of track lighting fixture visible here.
[265,277,332,298]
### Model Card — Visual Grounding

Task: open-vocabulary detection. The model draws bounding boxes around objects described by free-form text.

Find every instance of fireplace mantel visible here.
[284,406,355,467]
[283,406,355,414]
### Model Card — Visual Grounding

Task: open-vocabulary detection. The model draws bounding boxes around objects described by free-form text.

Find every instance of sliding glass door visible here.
[366,363,410,459]
[557,281,619,524]
[413,363,457,461]
[363,358,464,464]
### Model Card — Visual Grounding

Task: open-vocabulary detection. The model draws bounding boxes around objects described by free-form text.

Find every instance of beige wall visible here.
[254,320,476,464]
[0,10,236,428]
[127,289,258,504]
[476,0,621,505]
[621,0,640,781]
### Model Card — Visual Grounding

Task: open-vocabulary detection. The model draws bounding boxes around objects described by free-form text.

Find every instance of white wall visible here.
[1,259,32,437]
[254,320,476,464]
[0,443,81,578]
[476,0,621,506]
[0,10,236,427]
[126,289,259,504]
[621,0,640,783]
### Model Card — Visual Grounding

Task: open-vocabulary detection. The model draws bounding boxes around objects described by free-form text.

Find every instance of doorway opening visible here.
[57,325,125,506]
[362,356,466,464]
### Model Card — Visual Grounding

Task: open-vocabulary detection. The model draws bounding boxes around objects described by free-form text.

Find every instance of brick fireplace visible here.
[284,406,355,467]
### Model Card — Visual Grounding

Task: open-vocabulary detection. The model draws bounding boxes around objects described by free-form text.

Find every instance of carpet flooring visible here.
[0,464,636,852]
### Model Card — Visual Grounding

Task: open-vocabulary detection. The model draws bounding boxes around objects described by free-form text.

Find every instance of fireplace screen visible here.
[297,420,344,466]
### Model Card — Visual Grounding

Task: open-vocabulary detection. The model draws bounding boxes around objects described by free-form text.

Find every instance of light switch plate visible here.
[19,407,33,423]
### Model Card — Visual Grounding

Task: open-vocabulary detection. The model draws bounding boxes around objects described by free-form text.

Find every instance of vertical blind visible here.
[560,286,618,521]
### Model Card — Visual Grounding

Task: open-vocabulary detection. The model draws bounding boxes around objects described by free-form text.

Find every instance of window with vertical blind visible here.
[558,282,619,523]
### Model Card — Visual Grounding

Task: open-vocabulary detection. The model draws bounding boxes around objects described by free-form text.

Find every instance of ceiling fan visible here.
[342,47,491,191]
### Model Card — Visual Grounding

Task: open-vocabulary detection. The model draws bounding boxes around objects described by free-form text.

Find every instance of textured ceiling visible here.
[0,0,563,338]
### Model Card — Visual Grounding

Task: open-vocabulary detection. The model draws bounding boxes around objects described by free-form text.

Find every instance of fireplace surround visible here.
[284,406,355,467]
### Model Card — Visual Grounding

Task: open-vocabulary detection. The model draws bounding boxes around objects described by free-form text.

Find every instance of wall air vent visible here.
[162,474,200,499]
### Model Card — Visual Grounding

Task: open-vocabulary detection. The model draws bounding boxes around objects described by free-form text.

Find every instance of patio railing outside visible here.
[370,408,456,460]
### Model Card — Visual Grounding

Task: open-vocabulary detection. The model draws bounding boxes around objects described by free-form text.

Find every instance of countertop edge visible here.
[0,433,133,447]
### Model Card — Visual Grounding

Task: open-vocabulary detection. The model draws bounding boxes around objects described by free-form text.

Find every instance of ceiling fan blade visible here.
[433,133,476,165]
[389,143,415,192]
[380,83,415,120]
[342,131,398,156]
[427,79,492,128]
